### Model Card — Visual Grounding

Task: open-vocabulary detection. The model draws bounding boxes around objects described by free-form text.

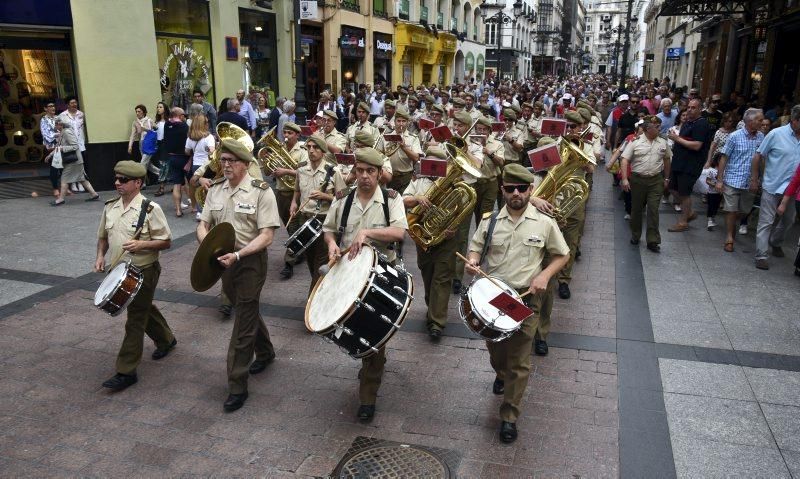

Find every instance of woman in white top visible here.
[154,101,169,196]
[184,114,215,220]
[255,93,271,140]
[127,104,160,181]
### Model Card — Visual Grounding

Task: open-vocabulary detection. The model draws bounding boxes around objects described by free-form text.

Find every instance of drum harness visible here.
[336,187,394,257]
[109,197,153,270]
[479,210,500,268]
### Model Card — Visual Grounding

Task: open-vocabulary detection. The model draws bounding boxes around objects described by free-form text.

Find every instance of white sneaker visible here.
[69,185,79,193]
[181,201,191,210]
[195,212,202,222]
[739,225,748,235]
[662,198,669,204]
[673,204,682,212]
[624,213,631,220]
[78,183,86,192]
[707,218,716,230]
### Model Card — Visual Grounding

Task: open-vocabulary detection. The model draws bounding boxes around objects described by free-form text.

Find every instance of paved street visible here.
[0,171,798,478]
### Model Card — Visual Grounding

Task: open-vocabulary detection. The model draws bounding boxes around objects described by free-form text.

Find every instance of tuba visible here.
[407,143,483,251]
[258,128,298,190]
[195,121,254,208]
[533,132,596,225]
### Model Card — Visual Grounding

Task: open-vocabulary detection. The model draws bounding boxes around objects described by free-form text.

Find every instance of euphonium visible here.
[257,127,298,190]
[533,132,596,225]
[195,121,254,208]
[407,148,483,251]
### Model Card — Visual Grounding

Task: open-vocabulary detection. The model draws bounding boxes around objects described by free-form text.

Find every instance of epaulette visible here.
[296,160,308,168]
[386,188,398,198]
[104,196,121,205]
[210,176,226,186]
[335,190,348,200]
[251,179,269,190]
[482,211,493,220]
[146,202,155,213]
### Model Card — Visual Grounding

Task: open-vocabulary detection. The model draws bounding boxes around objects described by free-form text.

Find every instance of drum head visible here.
[468,277,522,332]
[94,263,127,306]
[306,246,375,332]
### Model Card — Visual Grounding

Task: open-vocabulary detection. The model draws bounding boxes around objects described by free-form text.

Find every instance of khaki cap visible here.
[394,108,411,120]
[476,116,492,127]
[431,104,445,115]
[354,147,384,167]
[219,138,254,163]
[283,122,301,134]
[502,163,536,184]
[453,111,472,125]
[357,101,370,113]
[564,110,583,124]
[354,129,376,146]
[537,137,556,147]
[323,110,338,121]
[306,135,329,153]
[114,160,146,178]
[577,108,592,122]
[503,109,517,121]
[384,99,396,108]
[452,98,466,107]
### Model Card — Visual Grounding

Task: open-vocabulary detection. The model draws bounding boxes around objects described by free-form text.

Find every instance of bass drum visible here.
[305,245,413,358]
[459,276,525,342]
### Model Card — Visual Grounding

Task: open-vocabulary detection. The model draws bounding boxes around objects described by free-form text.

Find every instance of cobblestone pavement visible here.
[0,167,798,478]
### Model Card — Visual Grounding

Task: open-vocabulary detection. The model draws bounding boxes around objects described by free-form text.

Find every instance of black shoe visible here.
[558,282,571,299]
[428,328,442,341]
[576,248,582,260]
[534,339,549,356]
[499,421,518,444]
[223,392,248,412]
[151,338,177,360]
[85,195,100,202]
[279,263,293,280]
[630,238,640,245]
[218,304,232,317]
[50,200,65,207]
[492,377,504,395]
[248,354,275,374]
[357,404,375,422]
[102,373,137,391]
[452,279,462,295]
[646,243,661,253]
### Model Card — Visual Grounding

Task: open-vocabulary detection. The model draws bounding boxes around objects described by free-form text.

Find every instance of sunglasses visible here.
[502,184,530,194]
[114,176,133,184]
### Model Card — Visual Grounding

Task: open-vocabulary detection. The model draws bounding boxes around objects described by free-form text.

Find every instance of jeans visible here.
[755,191,796,260]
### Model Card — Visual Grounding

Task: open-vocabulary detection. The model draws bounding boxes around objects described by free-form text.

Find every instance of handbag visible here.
[62,149,79,164]
[141,130,158,155]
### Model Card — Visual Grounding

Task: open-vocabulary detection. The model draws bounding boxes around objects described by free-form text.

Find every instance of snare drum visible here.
[284,216,323,257]
[459,276,526,342]
[94,262,144,317]
[305,244,414,358]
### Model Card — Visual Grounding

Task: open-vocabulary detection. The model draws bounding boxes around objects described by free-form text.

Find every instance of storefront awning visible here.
[658,0,754,17]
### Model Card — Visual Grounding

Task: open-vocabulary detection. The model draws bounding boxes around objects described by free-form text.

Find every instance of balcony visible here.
[341,0,360,13]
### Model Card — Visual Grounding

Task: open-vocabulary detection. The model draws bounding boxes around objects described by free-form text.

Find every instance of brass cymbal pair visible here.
[190,223,235,292]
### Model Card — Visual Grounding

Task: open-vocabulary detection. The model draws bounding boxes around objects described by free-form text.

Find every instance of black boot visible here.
[280,263,293,279]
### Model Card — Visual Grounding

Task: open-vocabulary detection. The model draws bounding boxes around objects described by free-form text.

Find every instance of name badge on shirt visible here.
[235,202,256,214]
[528,234,544,245]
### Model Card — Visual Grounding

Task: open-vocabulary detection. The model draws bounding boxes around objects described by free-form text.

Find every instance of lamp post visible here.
[293,0,307,124]
[480,1,525,81]
[619,0,636,89]
[534,26,560,76]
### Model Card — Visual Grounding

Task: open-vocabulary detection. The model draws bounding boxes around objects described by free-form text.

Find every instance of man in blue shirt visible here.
[751,104,800,269]
[656,98,678,134]
[236,89,257,137]
[715,108,764,253]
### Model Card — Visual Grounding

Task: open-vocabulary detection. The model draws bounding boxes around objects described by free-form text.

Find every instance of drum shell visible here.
[96,264,144,316]
[284,217,323,257]
[458,276,522,342]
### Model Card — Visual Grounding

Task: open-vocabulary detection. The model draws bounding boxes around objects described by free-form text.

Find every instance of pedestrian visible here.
[276,100,296,144]
[702,94,724,131]
[667,99,712,232]
[184,114,215,221]
[127,104,160,182]
[620,115,671,252]
[153,101,169,197]
[192,89,217,132]
[715,108,764,253]
[269,97,285,131]
[163,107,190,217]
[49,117,100,206]
[218,98,249,132]
[656,98,678,134]
[40,101,60,197]
[751,104,800,270]
[94,160,176,391]
[236,89,257,137]
[255,93,270,139]
[58,96,87,193]
[777,162,800,276]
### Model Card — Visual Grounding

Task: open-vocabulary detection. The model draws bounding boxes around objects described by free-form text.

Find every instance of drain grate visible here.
[332,436,460,479]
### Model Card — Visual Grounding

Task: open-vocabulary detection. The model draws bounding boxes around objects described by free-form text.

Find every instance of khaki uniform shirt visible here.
[622,135,671,177]
[402,176,435,198]
[346,121,378,152]
[503,125,527,164]
[373,115,395,133]
[481,137,505,179]
[322,187,409,262]
[388,130,423,173]
[273,140,307,192]
[467,108,482,122]
[295,160,335,215]
[200,173,282,249]
[588,122,604,159]
[97,193,171,268]
[527,115,544,135]
[324,129,347,158]
[468,204,570,289]
[462,142,484,185]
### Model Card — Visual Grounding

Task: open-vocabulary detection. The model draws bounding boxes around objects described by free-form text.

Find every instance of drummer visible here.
[197,138,282,412]
[464,164,569,444]
[321,147,407,422]
[290,135,335,293]
[94,161,175,391]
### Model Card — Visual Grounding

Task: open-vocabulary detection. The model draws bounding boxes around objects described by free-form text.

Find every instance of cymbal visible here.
[190,222,235,292]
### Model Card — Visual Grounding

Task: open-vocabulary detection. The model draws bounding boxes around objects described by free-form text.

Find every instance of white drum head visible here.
[306,246,375,332]
[94,263,127,306]
[468,277,522,332]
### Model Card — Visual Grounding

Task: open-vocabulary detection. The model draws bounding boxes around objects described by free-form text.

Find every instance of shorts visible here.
[669,170,699,197]
[167,154,189,185]
[722,184,755,214]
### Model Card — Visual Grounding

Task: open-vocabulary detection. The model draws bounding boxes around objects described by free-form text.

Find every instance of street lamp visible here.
[480,1,526,81]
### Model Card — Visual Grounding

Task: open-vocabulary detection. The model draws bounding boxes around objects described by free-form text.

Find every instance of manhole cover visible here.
[333,436,459,479]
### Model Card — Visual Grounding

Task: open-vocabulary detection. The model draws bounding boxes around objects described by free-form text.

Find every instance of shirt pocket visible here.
[522,236,545,262]
[487,234,509,265]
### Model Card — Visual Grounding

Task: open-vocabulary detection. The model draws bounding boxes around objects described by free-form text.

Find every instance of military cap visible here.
[305,135,329,153]
[384,99,397,108]
[521,102,533,110]
[534,101,544,109]
[644,114,662,124]
[399,88,408,95]
[564,110,583,124]
[114,160,147,178]
[502,163,536,184]
[509,104,522,114]
[537,137,556,147]
[476,116,493,127]
[408,95,418,102]
[354,129,376,146]
[503,108,517,121]
[219,137,254,163]
[424,94,436,104]
[323,110,338,121]
[354,147,384,167]
[431,104,446,115]
[283,122,301,134]
[426,146,447,159]
[394,108,411,120]
[453,111,472,125]
[577,107,592,122]
[452,98,466,107]
[576,100,591,110]
[357,101,370,113]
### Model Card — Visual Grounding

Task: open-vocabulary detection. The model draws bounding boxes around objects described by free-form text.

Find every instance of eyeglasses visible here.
[114,176,133,184]
[502,184,530,194]
[220,158,243,164]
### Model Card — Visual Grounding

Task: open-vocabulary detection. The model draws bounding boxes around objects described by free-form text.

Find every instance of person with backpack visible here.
[128,104,160,184]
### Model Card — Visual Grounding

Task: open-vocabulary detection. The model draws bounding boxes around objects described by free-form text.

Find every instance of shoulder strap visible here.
[134,199,151,239]
[380,187,390,227]
[336,188,357,247]
[479,209,500,267]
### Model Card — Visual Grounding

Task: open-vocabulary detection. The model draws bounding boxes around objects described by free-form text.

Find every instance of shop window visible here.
[153,0,210,36]
[374,0,387,17]
[422,64,432,84]
[240,8,279,104]
[398,0,410,20]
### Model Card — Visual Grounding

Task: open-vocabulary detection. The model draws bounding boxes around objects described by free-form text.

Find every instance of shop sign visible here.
[476,54,485,72]
[440,38,456,52]
[340,27,366,58]
[375,34,393,60]
[465,52,475,72]
[665,47,684,60]
[300,1,318,20]
[159,41,212,100]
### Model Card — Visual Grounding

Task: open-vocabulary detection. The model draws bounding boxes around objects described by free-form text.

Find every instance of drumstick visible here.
[108,226,143,270]
[455,252,507,292]
[288,197,313,225]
